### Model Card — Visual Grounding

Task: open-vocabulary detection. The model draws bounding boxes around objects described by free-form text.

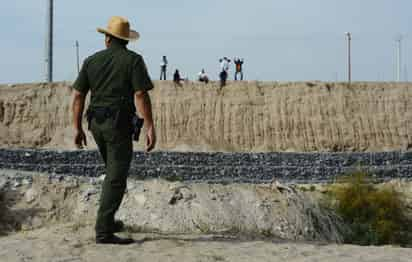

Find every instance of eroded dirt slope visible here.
[1,81,412,152]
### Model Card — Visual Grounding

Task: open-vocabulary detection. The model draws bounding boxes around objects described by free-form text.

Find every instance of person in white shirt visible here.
[198,69,209,84]
[219,57,230,87]
[220,57,230,73]
[160,56,168,80]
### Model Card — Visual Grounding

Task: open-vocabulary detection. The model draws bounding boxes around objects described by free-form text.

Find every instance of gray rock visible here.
[180,187,196,201]
[25,188,37,203]
[0,177,8,191]
[1,149,412,183]
[89,178,98,185]
[22,178,32,186]
[82,187,98,201]
[168,190,183,205]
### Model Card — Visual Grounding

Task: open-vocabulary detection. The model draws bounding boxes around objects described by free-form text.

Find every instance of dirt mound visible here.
[2,170,412,261]
[1,81,412,152]
[0,169,346,242]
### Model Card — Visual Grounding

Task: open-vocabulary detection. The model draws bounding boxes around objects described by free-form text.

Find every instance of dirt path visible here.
[1,224,412,262]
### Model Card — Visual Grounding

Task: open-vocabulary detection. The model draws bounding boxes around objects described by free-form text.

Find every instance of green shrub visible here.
[328,171,411,246]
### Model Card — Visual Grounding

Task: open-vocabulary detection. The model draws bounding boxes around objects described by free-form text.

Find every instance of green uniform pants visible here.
[90,116,133,237]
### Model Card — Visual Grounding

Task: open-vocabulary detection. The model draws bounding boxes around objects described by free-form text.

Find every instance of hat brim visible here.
[97,27,140,41]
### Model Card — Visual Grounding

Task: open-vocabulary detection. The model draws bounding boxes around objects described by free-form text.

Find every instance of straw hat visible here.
[97,16,140,41]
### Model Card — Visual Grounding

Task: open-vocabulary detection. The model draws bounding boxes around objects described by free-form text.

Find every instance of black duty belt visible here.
[85,106,144,141]
[86,107,118,129]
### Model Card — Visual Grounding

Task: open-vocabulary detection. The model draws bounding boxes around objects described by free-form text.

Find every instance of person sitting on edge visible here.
[173,69,182,86]
[198,69,209,84]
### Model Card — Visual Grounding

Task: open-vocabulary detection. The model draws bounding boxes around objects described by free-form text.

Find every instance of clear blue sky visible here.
[1,0,411,83]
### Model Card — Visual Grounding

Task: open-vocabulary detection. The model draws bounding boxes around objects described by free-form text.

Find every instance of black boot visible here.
[96,234,135,245]
[113,220,125,233]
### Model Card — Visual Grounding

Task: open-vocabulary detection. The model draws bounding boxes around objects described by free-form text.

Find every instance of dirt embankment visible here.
[1,170,412,262]
[0,170,345,242]
[1,81,412,152]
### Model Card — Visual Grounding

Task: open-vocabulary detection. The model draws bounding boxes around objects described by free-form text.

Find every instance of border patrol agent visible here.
[72,16,156,245]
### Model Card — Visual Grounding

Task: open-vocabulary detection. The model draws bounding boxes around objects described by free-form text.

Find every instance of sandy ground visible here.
[1,224,412,262]
[1,170,412,261]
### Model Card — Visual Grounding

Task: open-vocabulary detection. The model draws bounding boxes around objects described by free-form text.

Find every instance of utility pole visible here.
[45,0,53,82]
[396,35,402,82]
[345,32,352,83]
[75,40,80,74]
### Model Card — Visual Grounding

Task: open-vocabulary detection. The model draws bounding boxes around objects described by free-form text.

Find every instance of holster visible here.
[131,115,144,142]
[86,107,144,142]
[86,107,117,130]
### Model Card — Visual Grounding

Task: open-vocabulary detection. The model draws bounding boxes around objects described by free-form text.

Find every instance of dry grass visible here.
[327,171,412,246]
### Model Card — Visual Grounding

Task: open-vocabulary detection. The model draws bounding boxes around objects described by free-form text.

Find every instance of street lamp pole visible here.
[45,0,53,82]
[396,36,402,82]
[75,40,80,74]
[345,32,352,83]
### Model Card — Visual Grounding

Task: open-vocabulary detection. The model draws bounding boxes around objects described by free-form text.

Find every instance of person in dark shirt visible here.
[234,57,244,80]
[160,55,168,80]
[173,69,182,86]
[72,16,156,245]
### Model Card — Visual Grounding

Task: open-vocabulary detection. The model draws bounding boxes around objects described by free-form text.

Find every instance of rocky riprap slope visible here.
[1,149,411,183]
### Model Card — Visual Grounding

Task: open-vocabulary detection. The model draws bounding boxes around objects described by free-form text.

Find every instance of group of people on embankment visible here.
[159,55,245,87]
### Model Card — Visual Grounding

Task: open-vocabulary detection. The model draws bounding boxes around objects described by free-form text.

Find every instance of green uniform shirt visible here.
[73,41,153,111]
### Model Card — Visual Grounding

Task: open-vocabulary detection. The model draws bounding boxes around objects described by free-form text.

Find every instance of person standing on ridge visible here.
[219,57,230,87]
[160,55,168,80]
[234,57,244,80]
[71,16,156,245]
